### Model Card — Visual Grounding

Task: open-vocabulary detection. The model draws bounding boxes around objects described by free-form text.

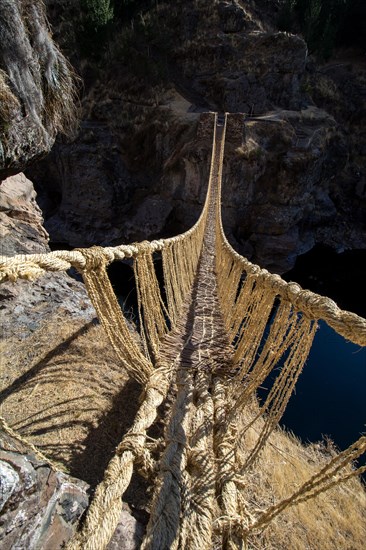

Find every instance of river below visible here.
[281,245,366,469]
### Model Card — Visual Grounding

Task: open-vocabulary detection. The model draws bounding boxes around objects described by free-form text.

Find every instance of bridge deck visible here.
[141,121,235,548]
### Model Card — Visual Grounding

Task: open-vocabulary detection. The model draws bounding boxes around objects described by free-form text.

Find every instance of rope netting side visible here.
[216,236,366,347]
[216,435,366,544]
[162,225,206,330]
[133,244,170,361]
[229,301,303,411]
[238,315,317,470]
[77,247,153,385]
[215,113,366,540]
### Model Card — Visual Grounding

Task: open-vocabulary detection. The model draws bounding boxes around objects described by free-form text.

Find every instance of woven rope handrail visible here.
[0,228,201,283]
[218,240,366,346]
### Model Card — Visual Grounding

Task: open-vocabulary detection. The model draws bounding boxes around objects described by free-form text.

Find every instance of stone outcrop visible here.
[305,54,366,230]
[177,25,307,114]
[0,172,95,351]
[0,173,49,255]
[221,108,359,272]
[0,430,88,549]
[0,0,77,179]
[29,97,209,246]
[106,510,145,550]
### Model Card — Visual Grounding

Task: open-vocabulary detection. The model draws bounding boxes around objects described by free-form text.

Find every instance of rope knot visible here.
[136,241,153,255]
[116,432,157,477]
[75,246,107,271]
[117,432,147,457]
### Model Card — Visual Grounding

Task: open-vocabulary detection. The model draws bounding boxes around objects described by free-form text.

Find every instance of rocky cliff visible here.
[0,173,95,342]
[27,0,365,273]
[0,430,89,549]
[0,0,77,179]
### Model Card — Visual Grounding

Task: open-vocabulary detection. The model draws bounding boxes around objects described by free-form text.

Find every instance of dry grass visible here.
[236,406,366,549]
[1,315,365,547]
[0,314,141,489]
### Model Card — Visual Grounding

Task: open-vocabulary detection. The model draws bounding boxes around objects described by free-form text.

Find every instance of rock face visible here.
[0,172,95,351]
[107,510,145,550]
[221,108,359,272]
[29,98,210,246]
[0,430,89,549]
[0,173,49,255]
[172,4,307,113]
[0,0,77,179]
[27,0,366,273]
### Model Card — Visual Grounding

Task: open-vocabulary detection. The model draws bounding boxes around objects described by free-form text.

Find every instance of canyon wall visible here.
[27,0,365,272]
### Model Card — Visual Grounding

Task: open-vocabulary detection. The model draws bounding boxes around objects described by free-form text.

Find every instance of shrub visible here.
[79,0,114,57]
[278,0,356,59]
[82,0,114,30]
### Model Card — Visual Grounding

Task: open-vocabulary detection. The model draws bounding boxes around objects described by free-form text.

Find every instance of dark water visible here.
[281,245,366,467]
[281,321,366,451]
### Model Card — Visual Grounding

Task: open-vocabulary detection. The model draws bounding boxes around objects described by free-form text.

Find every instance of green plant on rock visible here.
[82,0,114,30]
[80,0,114,56]
[278,0,352,59]
[300,78,313,96]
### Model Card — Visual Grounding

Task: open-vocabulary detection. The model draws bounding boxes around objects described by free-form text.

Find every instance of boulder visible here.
[0,173,49,255]
[107,510,145,550]
[0,172,95,358]
[0,430,89,550]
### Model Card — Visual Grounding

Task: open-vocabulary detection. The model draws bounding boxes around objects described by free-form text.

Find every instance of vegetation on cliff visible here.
[279,0,366,58]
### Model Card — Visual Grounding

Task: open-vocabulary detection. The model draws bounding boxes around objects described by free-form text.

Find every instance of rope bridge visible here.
[1,113,365,549]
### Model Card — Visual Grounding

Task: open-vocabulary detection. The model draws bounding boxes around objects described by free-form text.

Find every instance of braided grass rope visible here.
[0,415,65,472]
[66,365,173,550]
